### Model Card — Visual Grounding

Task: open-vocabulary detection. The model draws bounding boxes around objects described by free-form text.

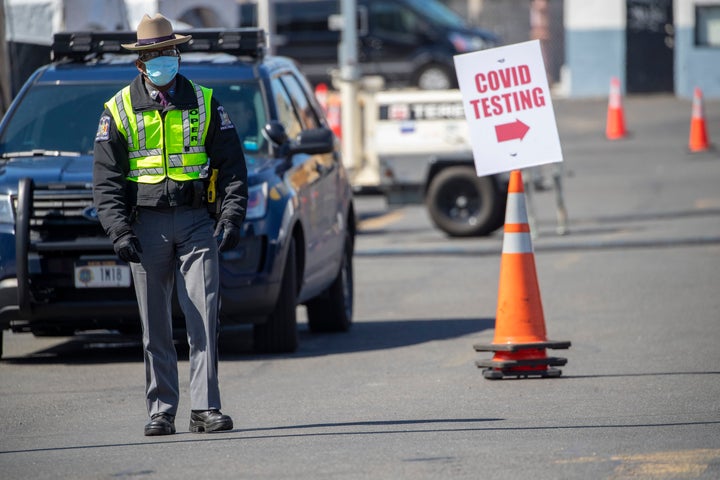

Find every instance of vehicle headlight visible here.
[449,32,471,52]
[0,195,14,224]
[449,32,488,53]
[245,183,268,220]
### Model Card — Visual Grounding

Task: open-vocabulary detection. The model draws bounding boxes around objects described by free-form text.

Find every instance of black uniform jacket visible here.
[92,73,248,243]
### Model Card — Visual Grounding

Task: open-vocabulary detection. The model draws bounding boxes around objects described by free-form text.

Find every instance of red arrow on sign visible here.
[495,119,530,142]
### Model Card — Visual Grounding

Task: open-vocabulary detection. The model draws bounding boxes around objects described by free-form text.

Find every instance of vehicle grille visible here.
[12,187,105,241]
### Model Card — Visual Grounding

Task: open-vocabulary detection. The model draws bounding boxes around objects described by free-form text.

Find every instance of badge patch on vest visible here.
[217,106,235,131]
[95,115,111,142]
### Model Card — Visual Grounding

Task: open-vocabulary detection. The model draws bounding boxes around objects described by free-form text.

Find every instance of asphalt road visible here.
[1,94,719,479]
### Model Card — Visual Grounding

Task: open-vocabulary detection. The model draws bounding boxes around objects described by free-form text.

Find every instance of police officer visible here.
[92,13,247,436]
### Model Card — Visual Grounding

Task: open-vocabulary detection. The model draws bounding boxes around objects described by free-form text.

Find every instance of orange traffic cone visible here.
[314,83,329,114]
[689,87,710,152]
[605,77,627,140]
[325,91,342,140]
[474,170,570,379]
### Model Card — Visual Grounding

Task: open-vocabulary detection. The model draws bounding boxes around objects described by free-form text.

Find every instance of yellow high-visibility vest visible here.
[106,82,213,183]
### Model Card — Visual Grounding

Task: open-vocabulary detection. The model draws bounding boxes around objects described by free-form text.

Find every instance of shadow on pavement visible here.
[229,317,495,360]
[1,317,494,364]
[4,417,720,456]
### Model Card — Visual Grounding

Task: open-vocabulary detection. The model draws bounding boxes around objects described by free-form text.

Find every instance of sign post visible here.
[453,40,563,177]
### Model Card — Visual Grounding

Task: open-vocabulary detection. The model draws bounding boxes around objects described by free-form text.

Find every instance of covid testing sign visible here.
[453,40,563,177]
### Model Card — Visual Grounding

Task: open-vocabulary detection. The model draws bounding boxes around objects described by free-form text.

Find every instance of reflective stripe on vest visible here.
[105,82,212,184]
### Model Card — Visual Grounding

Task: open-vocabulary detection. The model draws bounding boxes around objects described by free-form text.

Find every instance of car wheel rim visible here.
[437,180,481,225]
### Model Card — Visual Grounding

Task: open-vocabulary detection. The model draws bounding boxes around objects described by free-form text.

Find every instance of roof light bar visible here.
[52,28,266,62]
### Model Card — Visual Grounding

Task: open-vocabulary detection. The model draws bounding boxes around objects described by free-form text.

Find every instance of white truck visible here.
[346,87,508,237]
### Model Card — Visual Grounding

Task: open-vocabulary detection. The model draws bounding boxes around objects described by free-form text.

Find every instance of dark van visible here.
[239,0,500,90]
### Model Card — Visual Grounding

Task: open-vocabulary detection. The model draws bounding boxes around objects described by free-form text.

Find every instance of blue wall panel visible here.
[565,28,625,98]
[675,27,720,99]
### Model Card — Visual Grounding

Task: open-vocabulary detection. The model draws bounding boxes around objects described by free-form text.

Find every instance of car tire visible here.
[306,232,354,333]
[415,63,455,90]
[426,166,505,237]
[253,238,299,353]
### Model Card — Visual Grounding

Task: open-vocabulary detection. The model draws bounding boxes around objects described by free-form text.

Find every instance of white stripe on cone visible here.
[502,232,533,254]
[505,192,528,224]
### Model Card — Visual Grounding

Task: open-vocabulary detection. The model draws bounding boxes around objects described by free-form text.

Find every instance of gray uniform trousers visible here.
[129,205,222,417]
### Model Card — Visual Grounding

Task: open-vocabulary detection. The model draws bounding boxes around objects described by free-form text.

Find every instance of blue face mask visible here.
[143,56,179,87]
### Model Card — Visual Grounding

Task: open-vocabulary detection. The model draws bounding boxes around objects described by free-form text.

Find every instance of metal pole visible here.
[257,0,275,55]
[339,0,360,170]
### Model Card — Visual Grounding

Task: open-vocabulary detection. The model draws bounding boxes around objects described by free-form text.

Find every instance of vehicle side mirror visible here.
[262,121,289,147]
[288,127,335,156]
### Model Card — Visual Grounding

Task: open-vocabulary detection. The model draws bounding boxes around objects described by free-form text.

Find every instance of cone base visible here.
[689,136,710,152]
[689,129,710,152]
[474,340,571,352]
[476,356,568,369]
[473,341,570,380]
[606,131,627,141]
[477,353,567,380]
[689,146,710,153]
[481,366,564,380]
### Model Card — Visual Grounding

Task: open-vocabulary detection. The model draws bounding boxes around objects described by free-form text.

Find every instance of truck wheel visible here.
[306,232,354,333]
[426,166,504,237]
[254,238,299,353]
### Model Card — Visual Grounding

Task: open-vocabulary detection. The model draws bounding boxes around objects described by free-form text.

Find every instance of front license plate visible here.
[74,261,131,288]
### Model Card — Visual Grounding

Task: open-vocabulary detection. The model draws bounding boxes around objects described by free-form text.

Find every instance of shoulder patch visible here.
[217,106,235,131]
[95,115,111,142]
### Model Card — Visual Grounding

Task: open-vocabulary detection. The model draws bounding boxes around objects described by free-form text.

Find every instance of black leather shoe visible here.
[144,413,176,436]
[189,409,233,433]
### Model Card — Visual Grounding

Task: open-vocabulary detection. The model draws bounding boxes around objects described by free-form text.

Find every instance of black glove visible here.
[214,219,240,252]
[113,232,142,263]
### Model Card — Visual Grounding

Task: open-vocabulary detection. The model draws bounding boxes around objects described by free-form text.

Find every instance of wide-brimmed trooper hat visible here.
[122,13,191,51]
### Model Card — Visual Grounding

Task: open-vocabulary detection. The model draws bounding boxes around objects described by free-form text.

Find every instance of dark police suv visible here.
[0,29,356,356]
[239,0,500,90]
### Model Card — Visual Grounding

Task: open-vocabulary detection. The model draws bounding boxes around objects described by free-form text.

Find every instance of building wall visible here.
[562,0,625,97]
[562,0,720,98]
[675,0,720,98]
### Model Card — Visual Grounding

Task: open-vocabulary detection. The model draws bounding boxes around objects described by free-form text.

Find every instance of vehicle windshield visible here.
[212,82,268,155]
[0,83,120,156]
[0,80,268,157]
[405,0,467,29]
